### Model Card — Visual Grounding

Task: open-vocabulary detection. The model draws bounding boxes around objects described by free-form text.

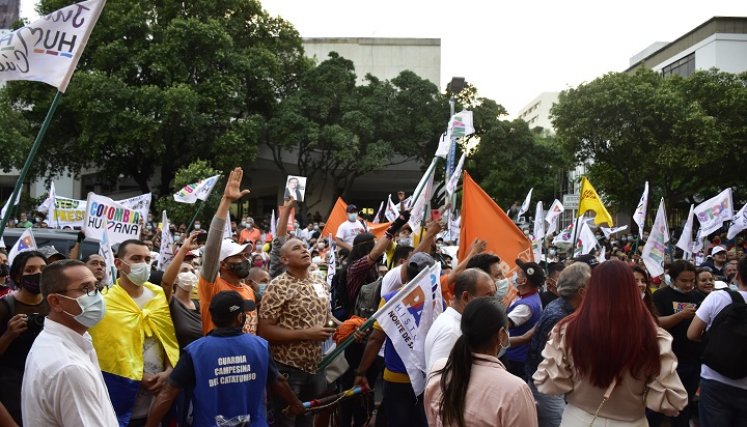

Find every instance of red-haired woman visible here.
[533,260,687,426]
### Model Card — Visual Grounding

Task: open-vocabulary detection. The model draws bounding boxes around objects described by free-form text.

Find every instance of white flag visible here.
[545,199,564,236]
[517,188,533,220]
[575,221,598,256]
[1,190,22,220]
[633,181,649,239]
[173,175,221,204]
[597,245,607,265]
[8,228,36,265]
[373,201,385,224]
[693,188,734,236]
[376,263,442,395]
[98,227,116,286]
[117,193,152,222]
[434,132,450,158]
[533,201,546,241]
[0,0,106,92]
[270,209,277,237]
[727,202,747,240]
[642,199,669,278]
[445,153,466,197]
[157,211,174,271]
[445,110,475,141]
[48,182,58,228]
[326,237,336,288]
[83,192,142,245]
[676,204,695,257]
[692,228,705,254]
[552,223,574,247]
[408,169,435,235]
[223,213,233,240]
[384,195,400,223]
[600,225,628,239]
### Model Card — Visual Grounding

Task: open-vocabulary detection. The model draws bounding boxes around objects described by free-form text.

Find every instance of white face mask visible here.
[57,291,106,328]
[347,213,357,222]
[495,278,510,299]
[177,271,198,292]
[123,261,150,286]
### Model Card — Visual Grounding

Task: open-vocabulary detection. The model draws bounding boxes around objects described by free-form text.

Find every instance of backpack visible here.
[701,290,747,379]
[354,277,383,319]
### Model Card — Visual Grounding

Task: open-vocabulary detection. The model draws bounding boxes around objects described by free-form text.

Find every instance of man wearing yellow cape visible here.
[90,239,179,427]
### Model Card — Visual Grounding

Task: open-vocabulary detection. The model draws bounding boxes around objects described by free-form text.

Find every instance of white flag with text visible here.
[642,199,669,278]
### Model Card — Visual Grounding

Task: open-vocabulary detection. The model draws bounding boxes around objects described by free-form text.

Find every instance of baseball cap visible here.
[209,291,256,324]
[515,258,546,288]
[711,246,726,256]
[346,204,358,213]
[219,240,250,262]
[405,252,435,279]
[38,245,66,261]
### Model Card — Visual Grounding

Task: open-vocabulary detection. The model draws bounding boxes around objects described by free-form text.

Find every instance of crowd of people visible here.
[0,166,746,427]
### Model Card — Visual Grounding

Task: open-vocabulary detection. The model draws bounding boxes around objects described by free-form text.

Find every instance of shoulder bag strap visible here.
[589,378,617,427]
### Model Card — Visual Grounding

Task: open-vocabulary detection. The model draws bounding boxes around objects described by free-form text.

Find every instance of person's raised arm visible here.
[445,239,487,287]
[276,198,295,239]
[414,219,444,254]
[363,212,411,267]
[269,199,295,279]
[201,168,250,283]
[162,231,200,301]
[69,231,85,260]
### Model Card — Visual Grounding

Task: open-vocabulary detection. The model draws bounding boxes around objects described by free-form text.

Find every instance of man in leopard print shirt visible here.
[259,237,335,427]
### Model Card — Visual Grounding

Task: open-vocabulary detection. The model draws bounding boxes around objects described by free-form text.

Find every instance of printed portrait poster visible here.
[284,175,307,202]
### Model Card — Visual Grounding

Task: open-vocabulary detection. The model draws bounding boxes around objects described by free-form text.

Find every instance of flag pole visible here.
[410,157,439,208]
[0,91,64,238]
[186,200,205,231]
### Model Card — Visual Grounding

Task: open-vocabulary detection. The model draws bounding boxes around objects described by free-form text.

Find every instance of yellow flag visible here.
[578,177,614,226]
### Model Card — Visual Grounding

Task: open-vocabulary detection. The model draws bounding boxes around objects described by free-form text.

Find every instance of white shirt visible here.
[695,289,747,390]
[335,220,366,247]
[380,265,404,296]
[507,304,533,327]
[424,307,462,373]
[22,318,118,427]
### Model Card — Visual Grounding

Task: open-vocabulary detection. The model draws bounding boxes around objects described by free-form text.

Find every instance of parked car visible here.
[2,228,101,259]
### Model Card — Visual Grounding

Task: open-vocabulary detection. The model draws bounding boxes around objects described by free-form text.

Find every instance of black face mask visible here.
[227,259,251,279]
[0,264,8,282]
[20,273,42,294]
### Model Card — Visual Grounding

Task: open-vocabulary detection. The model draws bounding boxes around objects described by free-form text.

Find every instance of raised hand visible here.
[223,167,251,202]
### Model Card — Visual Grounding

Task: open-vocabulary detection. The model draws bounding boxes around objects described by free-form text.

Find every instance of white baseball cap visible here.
[219,240,250,261]
[711,246,727,256]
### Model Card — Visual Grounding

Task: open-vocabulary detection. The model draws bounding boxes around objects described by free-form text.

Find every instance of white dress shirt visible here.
[22,318,118,427]
[424,307,462,373]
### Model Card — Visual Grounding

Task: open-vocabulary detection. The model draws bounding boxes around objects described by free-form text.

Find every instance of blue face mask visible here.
[347,213,357,222]
[58,291,106,328]
[258,283,268,297]
[497,329,511,358]
[495,278,510,299]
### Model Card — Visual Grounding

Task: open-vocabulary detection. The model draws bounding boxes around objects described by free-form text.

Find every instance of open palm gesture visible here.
[223,167,251,201]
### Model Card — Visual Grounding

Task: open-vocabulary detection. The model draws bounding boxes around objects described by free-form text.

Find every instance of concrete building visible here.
[516,91,560,134]
[626,16,747,76]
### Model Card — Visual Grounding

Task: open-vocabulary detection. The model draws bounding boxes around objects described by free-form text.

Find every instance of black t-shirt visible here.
[540,291,558,308]
[169,298,203,351]
[652,286,704,363]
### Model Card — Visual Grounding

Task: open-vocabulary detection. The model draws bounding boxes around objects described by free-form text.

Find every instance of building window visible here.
[662,53,695,77]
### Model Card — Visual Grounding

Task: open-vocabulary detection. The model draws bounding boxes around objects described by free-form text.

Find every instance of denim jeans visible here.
[699,378,747,427]
[530,381,565,427]
[380,381,427,427]
[269,363,326,427]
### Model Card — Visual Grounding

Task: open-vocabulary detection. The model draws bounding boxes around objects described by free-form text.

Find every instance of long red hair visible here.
[558,259,660,388]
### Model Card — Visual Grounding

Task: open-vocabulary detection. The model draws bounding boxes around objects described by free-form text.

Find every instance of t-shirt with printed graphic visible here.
[336,220,366,248]
[259,272,330,374]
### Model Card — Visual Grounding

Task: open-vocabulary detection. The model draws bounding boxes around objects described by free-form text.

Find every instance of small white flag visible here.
[373,201,385,224]
[270,209,277,238]
[173,175,221,204]
[326,237,336,288]
[693,188,734,236]
[445,110,475,142]
[545,199,564,236]
[49,182,58,228]
[676,204,695,257]
[223,213,233,240]
[434,132,450,158]
[385,195,401,223]
[597,245,607,265]
[157,211,174,271]
[533,201,545,241]
[517,188,533,220]
[8,228,37,266]
[1,190,22,220]
[408,170,435,235]
[600,225,628,239]
[727,202,747,240]
[445,153,466,197]
[99,227,116,286]
[642,199,669,278]
[633,182,649,239]
[575,221,598,256]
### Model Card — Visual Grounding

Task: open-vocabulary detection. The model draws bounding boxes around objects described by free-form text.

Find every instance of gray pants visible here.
[269,363,327,427]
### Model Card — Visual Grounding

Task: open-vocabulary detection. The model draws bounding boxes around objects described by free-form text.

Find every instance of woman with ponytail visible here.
[425,297,538,427]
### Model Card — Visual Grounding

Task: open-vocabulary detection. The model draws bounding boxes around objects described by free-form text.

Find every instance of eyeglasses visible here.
[57,283,104,297]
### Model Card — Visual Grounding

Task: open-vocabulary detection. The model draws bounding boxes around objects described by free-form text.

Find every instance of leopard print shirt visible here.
[259,272,330,373]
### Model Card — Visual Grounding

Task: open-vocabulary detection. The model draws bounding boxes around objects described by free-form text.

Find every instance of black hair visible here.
[392,244,414,266]
[669,260,696,282]
[466,253,501,275]
[548,262,565,277]
[82,253,104,264]
[737,256,747,287]
[116,239,149,259]
[40,259,86,298]
[9,250,48,288]
[349,233,375,263]
[435,298,508,427]
[453,269,482,300]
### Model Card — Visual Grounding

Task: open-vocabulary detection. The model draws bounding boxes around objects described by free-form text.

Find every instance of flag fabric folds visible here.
[633,181,649,239]
[642,199,669,278]
[676,204,695,258]
[173,175,220,204]
[693,188,734,237]
[577,177,614,226]
[8,228,36,265]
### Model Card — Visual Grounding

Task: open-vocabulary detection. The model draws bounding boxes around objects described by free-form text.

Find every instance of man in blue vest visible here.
[506,258,544,381]
[145,291,305,427]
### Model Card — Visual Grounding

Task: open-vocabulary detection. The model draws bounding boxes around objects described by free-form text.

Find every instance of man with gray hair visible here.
[526,262,591,427]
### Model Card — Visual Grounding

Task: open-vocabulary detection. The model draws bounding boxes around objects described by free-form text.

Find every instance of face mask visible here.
[317,242,325,249]
[194,224,201,230]
[21,273,42,294]
[123,262,150,286]
[313,226,319,231]
[498,330,511,358]
[347,213,357,221]
[495,278,510,299]
[664,274,672,286]
[177,271,198,292]
[398,238,412,246]
[257,283,268,297]
[0,264,8,279]
[227,259,251,278]
[57,291,106,328]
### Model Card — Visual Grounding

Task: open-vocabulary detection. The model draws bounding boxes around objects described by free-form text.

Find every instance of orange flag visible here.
[458,172,534,305]
[320,197,391,240]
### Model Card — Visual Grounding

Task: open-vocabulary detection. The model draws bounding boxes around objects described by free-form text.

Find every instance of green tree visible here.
[264,53,448,209]
[552,68,747,217]
[465,97,570,210]
[0,0,308,195]
[155,160,222,226]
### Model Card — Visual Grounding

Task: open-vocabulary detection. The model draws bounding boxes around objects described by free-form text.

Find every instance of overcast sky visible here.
[21,0,747,116]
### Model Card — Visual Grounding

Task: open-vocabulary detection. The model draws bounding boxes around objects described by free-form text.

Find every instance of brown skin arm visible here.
[414,220,443,254]
[353,329,386,390]
[444,239,487,288]
[277,198,296,238]
[144,382,180,427]
[161,231,200,301]
[270,375,306,416]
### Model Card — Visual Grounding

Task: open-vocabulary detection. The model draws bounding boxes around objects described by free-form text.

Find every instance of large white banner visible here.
[642,199,669,278]
[45,195,87,228]
[693,188,734,237]
[83,193,142,245]
[0,0,106,92]
[376,263,442,396]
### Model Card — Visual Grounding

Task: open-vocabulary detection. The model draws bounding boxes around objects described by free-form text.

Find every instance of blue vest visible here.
[506,292,542,362]
[186,334,270,427]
